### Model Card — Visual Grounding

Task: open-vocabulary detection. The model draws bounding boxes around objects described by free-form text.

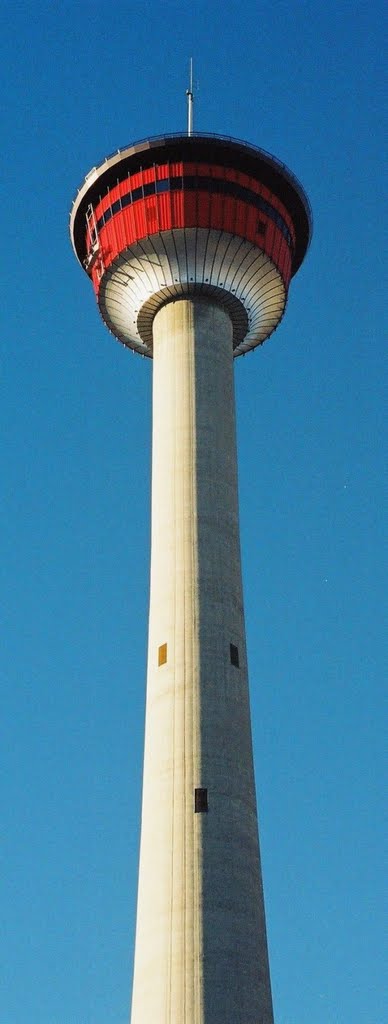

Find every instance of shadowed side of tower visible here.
[70,132,311,1024]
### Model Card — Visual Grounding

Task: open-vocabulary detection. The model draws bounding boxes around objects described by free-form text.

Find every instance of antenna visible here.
[186,57,194,136]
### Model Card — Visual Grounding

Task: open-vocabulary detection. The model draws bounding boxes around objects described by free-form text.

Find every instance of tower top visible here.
[70,132,312,358]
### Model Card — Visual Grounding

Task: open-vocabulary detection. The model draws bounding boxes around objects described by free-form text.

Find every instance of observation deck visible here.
[70,133,312,357]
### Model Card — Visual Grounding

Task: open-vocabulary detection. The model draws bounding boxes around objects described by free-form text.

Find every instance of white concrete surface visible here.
[99,227,286,356]
[130,298,274,1023]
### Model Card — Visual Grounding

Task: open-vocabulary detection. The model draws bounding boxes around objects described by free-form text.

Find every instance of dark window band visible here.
[95,175,293,248]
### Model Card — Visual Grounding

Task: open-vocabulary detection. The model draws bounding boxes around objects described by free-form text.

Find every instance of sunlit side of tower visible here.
[70,98,311,1021]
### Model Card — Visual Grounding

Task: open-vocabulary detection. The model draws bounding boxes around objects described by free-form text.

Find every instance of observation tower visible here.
[70,86,311,1023]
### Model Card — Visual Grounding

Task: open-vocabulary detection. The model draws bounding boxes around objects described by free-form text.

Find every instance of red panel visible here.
[122,206,135,247]
[260,182,272,204]
[245,204,258,242]
[183,161,198,176]
[277,237,286,276]
[196,192,210,228]
[248,175,261,197]
[206,165,226,183]
[119,178,131,198]
[270,226,280,268]
[106,182,118,206]
[96,193,110,220]
[142,166,155,185]
[119,206,130,251]
[235,200,248,237]
[183,191,198,228]
[169,192,183,226]
[264,221,276,261]
[133,170,145,190]
[209,194,223,228]
[95,196,106,220]
[196,163,211,177]
[154,163,167,181]
[108,211,120,254]
[224,167,239,183]
[106,221,118,259]
[237,169,251,191]
[222,196,237,234]
[157,193,172,231]
[132,201,146,238]
[169,161,183,178]
[144,197,158,234]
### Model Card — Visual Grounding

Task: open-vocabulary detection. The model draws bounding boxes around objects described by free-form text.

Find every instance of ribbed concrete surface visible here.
[98,228,286,356]
[130,298,274,1023]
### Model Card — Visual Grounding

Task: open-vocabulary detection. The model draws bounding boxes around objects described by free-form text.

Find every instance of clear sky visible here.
[1,2,386,1022]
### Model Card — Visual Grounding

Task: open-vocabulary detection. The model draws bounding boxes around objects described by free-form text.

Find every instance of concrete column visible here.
[130,298,274,1024]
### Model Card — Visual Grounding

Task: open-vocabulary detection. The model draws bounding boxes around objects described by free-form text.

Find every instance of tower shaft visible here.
[131,298,274,1023]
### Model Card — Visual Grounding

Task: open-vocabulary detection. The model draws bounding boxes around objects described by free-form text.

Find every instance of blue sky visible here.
[1,2,386,1022]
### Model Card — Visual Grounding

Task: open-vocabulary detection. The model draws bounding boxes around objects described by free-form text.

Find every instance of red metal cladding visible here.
[93,162,295,241]
[88,162,296,296]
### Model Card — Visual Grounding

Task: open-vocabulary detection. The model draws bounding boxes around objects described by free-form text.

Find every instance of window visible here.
[195,788,208,813]
[131,185,143,202]
[230,643,239,667]
[155,178,169,193]
[158,643,167,666]
[256,218,267,236]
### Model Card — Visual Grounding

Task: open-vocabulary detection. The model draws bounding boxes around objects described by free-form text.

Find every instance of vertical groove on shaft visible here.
[130,298,273,1024]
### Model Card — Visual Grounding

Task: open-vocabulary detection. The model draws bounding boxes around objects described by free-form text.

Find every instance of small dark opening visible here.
[230,643,239,667]
[195,788,208,813]
[257,218,267,236]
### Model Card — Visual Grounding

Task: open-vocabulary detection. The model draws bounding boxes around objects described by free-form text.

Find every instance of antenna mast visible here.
[186,57,194,136]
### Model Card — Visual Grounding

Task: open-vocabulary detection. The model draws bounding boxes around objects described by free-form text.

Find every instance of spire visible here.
[186,57,194,136]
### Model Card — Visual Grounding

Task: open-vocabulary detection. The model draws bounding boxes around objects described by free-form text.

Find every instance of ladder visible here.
[83,204,103,276]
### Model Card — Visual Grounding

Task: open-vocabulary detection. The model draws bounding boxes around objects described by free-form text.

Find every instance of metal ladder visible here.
[83,204,103,276]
